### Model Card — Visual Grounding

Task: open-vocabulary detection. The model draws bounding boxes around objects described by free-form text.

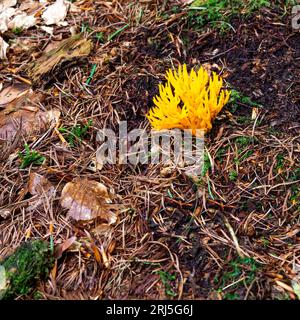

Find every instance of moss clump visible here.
[0,240,54,300]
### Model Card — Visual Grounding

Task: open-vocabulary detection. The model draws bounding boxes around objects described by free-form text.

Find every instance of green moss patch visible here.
[0,240,54,300]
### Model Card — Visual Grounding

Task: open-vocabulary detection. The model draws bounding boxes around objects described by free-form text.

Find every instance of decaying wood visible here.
[27,34,93,84]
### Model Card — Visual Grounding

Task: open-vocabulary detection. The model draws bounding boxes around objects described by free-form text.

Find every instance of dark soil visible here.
[119,7,300,132]
[1,1,299,301]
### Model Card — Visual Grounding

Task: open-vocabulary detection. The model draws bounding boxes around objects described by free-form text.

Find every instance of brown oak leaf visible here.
[61,178,118,223]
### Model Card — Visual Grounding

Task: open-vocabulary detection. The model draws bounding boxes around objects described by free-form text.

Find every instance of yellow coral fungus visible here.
[146,64,231,136]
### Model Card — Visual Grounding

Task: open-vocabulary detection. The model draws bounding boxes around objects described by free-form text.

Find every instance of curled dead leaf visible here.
[28,172,55,197]
[0,83,30,107]
[54,236,77,259]
[0,89,60,142]
[61,178,118,223]
[27,172,56,211]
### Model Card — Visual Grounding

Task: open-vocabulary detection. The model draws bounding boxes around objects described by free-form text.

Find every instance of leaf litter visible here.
[61,178,118,223]
[41,0,69,26]
[0,0,74,59]
[0,0,299,301]
[0,88,60,143]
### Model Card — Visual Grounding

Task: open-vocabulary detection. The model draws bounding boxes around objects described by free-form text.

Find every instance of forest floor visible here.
[0,0,300,300]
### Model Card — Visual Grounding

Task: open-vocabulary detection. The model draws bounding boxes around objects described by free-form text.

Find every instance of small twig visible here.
[223,216,246,258]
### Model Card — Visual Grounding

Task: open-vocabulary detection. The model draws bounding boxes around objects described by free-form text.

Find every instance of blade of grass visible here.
[136,9,143,24]
[108,24,129,41]
[85,63,97,86]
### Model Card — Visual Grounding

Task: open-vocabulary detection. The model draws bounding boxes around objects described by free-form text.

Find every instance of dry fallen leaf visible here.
[27,172,56,211]
[0,0,42,36]
[0,37,9,60]
[61,178,118,223]
[41,0,69,26]
[0,89,60,142]
[8,13,36,30]
[0,107,60,142]
[54,236,77,259]
[0,7,16,33]
[28,172,55,197]
[0,83,30,107]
